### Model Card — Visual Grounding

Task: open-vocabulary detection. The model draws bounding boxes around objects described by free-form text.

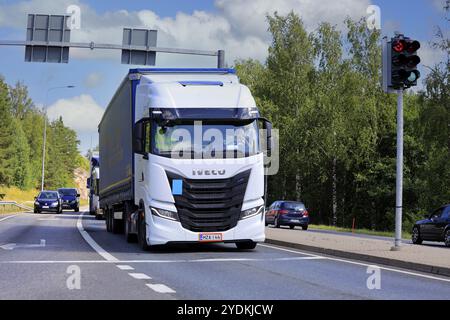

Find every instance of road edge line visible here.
[264,238,450,278]
[76,212,119,262]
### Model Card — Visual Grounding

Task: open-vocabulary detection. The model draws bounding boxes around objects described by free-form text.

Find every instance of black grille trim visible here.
[166,170,251,232]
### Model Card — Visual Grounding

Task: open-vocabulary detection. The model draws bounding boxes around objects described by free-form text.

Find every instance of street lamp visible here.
[40,85,75,191]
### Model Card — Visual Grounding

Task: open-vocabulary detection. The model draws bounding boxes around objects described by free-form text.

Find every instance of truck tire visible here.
[106,208,112,232]
[112,215,124,234]
[138,210,151,251]
[235,241,257,250]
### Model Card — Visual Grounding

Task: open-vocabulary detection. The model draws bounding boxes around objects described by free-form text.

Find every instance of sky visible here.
[0,0,448,154]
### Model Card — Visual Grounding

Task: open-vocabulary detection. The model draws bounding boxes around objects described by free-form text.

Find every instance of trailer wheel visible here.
[112,214,124,234]
[106,208,112,232]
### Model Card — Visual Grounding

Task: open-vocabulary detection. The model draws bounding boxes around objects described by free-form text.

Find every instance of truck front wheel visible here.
[235,241,257,250]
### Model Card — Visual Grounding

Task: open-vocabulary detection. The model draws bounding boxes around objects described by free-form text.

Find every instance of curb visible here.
[265,238,450,278]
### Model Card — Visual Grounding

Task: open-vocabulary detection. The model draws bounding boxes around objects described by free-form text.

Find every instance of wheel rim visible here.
[412,228,418,242]
[445,231,450,247]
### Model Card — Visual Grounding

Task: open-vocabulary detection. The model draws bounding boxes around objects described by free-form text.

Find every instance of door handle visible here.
[138,172,144,182]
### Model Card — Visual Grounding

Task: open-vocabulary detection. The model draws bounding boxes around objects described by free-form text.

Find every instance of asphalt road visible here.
[0,211,449,300]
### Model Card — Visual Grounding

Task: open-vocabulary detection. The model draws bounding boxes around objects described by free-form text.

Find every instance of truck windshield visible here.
[152,120,260,159]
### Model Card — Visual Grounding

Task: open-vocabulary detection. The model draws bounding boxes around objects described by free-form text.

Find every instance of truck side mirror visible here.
[133,121,144,154]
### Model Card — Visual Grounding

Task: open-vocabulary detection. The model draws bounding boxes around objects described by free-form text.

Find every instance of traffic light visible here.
[390,35,421,89]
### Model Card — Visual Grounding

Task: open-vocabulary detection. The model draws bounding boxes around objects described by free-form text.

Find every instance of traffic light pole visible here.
[393,89,404,250]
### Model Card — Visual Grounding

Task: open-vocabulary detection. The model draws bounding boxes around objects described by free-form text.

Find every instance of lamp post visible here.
[40,85,75,191]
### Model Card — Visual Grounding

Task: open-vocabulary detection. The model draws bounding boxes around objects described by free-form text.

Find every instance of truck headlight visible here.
[150,207,179,221]
[240,205,264,220]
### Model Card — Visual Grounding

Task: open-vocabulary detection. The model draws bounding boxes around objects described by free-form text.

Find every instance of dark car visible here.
[58,188,80,212]
[412,204,450,247]
[265,201,309,230]
[34,191,62,214]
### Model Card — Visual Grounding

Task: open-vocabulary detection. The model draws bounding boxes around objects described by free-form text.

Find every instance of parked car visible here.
[34,190,62,214]
[58,188,80,212]
[412,204,450,247]
[265,201,309,230]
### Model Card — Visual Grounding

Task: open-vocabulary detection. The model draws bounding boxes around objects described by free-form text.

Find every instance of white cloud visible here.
[84,72,103,88]
[46,94,104,133]
[419,41,447,69]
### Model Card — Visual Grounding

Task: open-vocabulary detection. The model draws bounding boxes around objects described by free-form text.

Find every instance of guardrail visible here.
[0,201,33,211]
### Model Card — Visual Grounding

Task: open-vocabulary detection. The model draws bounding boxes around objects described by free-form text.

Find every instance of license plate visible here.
[199,233,223,242]
[42,206,49,209]
[290,219,300,223]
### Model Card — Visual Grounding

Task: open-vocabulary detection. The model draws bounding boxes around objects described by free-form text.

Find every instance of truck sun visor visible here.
[151,108,260,121]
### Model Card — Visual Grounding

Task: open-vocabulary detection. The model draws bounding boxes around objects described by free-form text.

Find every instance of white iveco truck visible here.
[99,68,272,250]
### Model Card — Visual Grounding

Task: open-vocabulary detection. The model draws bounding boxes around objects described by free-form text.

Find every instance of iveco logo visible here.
[192,169,226,176]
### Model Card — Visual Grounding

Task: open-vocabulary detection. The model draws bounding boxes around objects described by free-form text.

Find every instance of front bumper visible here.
[62,202,78,209]
[35,205,59,212]
[279,216,309,226]
[146,211,265,245]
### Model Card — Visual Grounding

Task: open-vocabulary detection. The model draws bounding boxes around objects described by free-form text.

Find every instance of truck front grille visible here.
[166,170,251,232]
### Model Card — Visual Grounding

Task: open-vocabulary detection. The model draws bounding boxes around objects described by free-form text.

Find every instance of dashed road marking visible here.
[129,273,152,280]
[146,283,176,293]
[117,265,134,270]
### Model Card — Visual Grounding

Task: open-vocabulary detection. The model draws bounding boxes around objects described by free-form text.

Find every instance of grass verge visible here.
[308,224,412,240]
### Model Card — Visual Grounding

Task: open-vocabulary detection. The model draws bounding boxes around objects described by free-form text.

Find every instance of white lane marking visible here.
[260,244,450,283]
[117,265,134,270]
[146,284,176,293]
[0,239,46,250]
[76,212,118,262]
[0,215,18,223]
[129,273,152,280]
[1,256,325,264]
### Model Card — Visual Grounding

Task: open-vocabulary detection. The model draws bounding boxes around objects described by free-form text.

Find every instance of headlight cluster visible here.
[150,207,179,221]
[34,201,39,205]
[240,205,264,220]
[51,202,59,207]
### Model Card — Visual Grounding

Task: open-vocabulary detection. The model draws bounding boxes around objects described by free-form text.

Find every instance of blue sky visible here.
[0,0,447,153]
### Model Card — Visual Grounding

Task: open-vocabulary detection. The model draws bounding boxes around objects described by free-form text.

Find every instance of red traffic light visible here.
[392,40,406,52]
